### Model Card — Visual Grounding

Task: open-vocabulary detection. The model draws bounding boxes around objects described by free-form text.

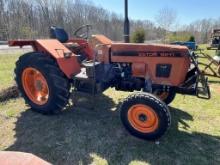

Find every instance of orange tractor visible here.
[8,2,210,141]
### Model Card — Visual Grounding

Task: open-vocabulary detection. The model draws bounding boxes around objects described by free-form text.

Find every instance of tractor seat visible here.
[50,26,81,51]
[50,26,69,43]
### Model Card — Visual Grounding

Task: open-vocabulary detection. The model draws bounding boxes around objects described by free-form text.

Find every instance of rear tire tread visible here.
[15,52,70,115]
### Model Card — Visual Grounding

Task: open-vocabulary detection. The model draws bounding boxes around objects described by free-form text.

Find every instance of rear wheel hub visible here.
[22,67,49,105]
[138,114,147,122]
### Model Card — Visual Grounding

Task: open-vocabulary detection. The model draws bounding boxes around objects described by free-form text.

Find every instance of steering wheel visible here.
[74,24,92,40]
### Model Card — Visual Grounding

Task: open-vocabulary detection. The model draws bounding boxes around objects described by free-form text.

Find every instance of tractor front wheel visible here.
[15,52,70,114]
[120,92,171,141]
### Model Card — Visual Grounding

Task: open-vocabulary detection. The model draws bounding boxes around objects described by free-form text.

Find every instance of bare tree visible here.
[155,7,177,43]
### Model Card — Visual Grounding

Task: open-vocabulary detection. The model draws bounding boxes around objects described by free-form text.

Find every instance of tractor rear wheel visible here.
[120,92,171,141]
[153,89,176,105]
[15,52,70,114]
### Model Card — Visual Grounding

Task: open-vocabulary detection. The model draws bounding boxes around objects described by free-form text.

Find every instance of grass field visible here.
[0,47,220,165]
[0,53,20,90]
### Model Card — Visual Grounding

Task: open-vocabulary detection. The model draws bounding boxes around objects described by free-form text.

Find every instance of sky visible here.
[93,0,220,25]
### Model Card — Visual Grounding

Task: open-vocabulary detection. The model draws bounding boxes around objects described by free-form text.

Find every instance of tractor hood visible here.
[111,43,189,58]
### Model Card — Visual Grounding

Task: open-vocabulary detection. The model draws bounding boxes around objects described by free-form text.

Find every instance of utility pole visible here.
[124,0,130,43]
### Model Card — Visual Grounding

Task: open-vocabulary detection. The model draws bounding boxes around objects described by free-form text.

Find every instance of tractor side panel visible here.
[35,40,81,78]
[111,43,191,86]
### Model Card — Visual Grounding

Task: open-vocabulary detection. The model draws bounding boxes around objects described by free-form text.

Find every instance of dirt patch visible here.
[210,84,220,94]
[0,86,19,102]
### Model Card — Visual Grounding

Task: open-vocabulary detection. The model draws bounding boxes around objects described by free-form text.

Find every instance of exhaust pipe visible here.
[124,0,130,43]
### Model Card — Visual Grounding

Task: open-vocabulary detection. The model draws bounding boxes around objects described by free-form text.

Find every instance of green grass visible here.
[197,44,217,56]
[0,48,220,165]
[0,54,20,90]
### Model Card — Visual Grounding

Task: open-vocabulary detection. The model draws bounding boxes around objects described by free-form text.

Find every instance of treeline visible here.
[0,0,171,41]
[0,0,159,41]
[168,19,220,43]
[0,0,219,43]
[184,19,220,43]
[0,0,122,40]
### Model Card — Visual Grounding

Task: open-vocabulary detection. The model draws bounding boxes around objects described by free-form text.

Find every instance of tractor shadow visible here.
[5,93,220,165]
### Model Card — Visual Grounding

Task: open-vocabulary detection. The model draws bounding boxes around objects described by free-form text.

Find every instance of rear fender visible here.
[9,39,81,78]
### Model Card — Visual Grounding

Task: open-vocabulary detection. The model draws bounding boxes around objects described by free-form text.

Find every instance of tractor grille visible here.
[156,64,172,78]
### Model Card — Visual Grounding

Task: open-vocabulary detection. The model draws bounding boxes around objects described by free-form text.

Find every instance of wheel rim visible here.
[22,67,49,105]
[128,104,159,133]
